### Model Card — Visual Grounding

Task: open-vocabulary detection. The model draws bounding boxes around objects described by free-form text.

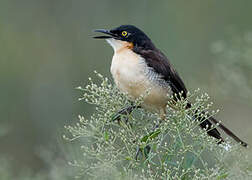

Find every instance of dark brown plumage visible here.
[133,45,224,143]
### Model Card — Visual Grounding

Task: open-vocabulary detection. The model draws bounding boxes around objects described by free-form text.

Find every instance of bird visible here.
[93,24,247,147]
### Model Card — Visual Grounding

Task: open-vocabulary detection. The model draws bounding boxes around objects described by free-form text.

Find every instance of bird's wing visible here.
[133,47,248,147]
[133,47,187,99]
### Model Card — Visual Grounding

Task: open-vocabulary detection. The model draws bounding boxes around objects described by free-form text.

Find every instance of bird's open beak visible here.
[93,29,118,39]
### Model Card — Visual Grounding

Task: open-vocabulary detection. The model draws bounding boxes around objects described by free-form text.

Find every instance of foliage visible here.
[64,72,252,180]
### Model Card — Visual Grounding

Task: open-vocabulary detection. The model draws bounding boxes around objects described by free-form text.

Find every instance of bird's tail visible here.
[198,117,223,142]
[197,113,247,147]
[207,116,248,147]
[185,102,247,147]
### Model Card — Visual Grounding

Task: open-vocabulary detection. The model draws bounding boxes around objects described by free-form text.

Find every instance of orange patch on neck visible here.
[116,42,134,53]
[126,42,134,49]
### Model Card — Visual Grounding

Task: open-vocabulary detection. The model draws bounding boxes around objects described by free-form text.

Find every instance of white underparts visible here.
[106,38,172,112]
[106,39,128,52]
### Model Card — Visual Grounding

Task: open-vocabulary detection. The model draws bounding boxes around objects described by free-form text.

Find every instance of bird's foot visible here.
[111,105,140,124]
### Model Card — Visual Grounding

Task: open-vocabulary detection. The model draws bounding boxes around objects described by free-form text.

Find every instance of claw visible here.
[111,105,140,122]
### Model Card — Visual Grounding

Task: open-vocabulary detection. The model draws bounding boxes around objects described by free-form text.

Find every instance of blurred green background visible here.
[0,0,251,178]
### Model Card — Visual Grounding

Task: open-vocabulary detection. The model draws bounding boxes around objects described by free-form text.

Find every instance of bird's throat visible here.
[106,39,133,53]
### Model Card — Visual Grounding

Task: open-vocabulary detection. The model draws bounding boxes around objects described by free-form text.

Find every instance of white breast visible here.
[107,39,172,111]
[111,48,147,96]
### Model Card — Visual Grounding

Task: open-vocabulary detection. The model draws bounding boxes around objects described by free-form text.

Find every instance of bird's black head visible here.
[94,25,155,50]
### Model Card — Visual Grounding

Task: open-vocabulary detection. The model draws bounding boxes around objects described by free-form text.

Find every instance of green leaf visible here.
[125,156,132,161]
[104,131,109,141]
[216,173,228,180]
[141,129,161,143]
[110,113,121,122]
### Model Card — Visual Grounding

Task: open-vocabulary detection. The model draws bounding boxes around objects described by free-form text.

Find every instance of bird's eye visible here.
[121,31,128,37]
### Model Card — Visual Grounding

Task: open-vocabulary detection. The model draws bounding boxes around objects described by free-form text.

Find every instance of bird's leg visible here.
[111,105,141,124]
[152,107,166,130]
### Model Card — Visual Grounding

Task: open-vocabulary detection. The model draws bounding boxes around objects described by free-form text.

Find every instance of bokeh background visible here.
[0,0,252,178]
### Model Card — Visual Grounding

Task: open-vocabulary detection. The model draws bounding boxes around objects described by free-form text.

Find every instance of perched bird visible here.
[93,25,247,147]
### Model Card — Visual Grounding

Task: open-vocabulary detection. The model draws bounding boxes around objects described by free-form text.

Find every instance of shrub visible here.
[64,72,252,180]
